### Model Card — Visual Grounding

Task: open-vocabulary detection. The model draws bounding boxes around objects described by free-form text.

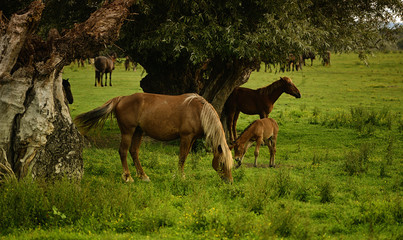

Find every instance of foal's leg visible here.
[178,135,195,179]
[119,130,135,183]
[129,128,149,181]
[254,137,263,167]
[265,137,277,167]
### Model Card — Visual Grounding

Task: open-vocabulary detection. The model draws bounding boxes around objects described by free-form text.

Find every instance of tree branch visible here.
[0,0,44,78]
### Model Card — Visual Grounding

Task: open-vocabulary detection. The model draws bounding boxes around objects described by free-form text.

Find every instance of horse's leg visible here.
[104,72,108,87]
[119,130,135,183]
[95,71,98,87]
[232,110,240,141]
[178,135,195,179]
[129,128,150,181]
[226,109,235,142]
[100,72,104,87]
[265,137,277,167]
[109,72,112,86]
[254,137,263,167]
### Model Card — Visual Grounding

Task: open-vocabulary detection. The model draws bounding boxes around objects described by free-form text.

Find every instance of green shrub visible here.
[344,143,371,176]
[294,181,310,202]
[0,179,49,232]
[319,180,334,203]
[242,174,273,214]
[321,107,395,135]
[274,169,292,198]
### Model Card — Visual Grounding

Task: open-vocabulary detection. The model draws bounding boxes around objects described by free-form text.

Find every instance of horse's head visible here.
[62,78,74,104]
[281,77,301,98]
[212,144,233,183]
[229,141,248,168]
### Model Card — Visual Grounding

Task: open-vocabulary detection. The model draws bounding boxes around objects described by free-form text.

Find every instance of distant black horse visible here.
[62,78,73,104]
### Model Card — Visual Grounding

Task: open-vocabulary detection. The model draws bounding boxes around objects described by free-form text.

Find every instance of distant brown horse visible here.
[74,93,233,182]
[302,51,316,66]
[322,51,331,66]
[230,118,278,168]
[94,55,116,87]
[225,77,301,142]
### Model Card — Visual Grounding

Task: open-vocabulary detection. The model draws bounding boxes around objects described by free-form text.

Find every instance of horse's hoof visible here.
[140,176,151,182]
[122,173,134,183]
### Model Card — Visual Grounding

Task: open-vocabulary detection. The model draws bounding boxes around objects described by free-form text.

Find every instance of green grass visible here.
[1,52,402,239]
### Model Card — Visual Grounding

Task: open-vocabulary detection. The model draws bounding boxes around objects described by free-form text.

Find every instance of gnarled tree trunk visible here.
[0,0,135,182]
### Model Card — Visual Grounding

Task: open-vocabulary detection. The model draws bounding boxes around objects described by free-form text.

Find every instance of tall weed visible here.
[321,107,395,135]
[344,143,371,175]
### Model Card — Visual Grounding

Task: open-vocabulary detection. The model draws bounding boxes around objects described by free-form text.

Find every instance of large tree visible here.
[0,0,135,182]
[119,0,403,115]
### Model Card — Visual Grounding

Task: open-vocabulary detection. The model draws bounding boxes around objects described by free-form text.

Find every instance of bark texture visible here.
[0,0,135,182]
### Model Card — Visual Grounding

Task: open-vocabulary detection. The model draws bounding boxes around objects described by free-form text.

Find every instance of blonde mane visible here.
[184,94,233,171]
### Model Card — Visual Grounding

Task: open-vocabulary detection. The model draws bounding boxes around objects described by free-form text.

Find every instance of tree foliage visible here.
[116,0,403,114]
[120,0,403,64]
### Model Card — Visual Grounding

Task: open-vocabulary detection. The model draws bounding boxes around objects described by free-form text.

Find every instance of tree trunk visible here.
[0,0,135,182]
[140,56,258,114]
[200,58,259,115]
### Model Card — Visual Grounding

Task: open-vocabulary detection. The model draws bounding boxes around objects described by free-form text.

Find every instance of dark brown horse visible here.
[230,118,278,168]
[74,93,233,182]
[94,55,116,87]
[225,77,301,142]
[302,51,316,66]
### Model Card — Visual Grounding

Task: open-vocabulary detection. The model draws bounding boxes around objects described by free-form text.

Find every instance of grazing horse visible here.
[322,51,331,66]
[62,78,73,104]
[94,56,116,87]
[225,77,301,142]
[74,93,233,182]
[302,51,316,66]
[230,118,278,168]
[287,54,303,71]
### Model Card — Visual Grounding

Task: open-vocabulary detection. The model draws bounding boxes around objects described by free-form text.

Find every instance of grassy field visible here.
[1,52,402,239]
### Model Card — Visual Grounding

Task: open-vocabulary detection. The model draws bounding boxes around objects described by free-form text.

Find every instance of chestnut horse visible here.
[74,93,233,182]
[225,77,300,142]
[230,118,278,168]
